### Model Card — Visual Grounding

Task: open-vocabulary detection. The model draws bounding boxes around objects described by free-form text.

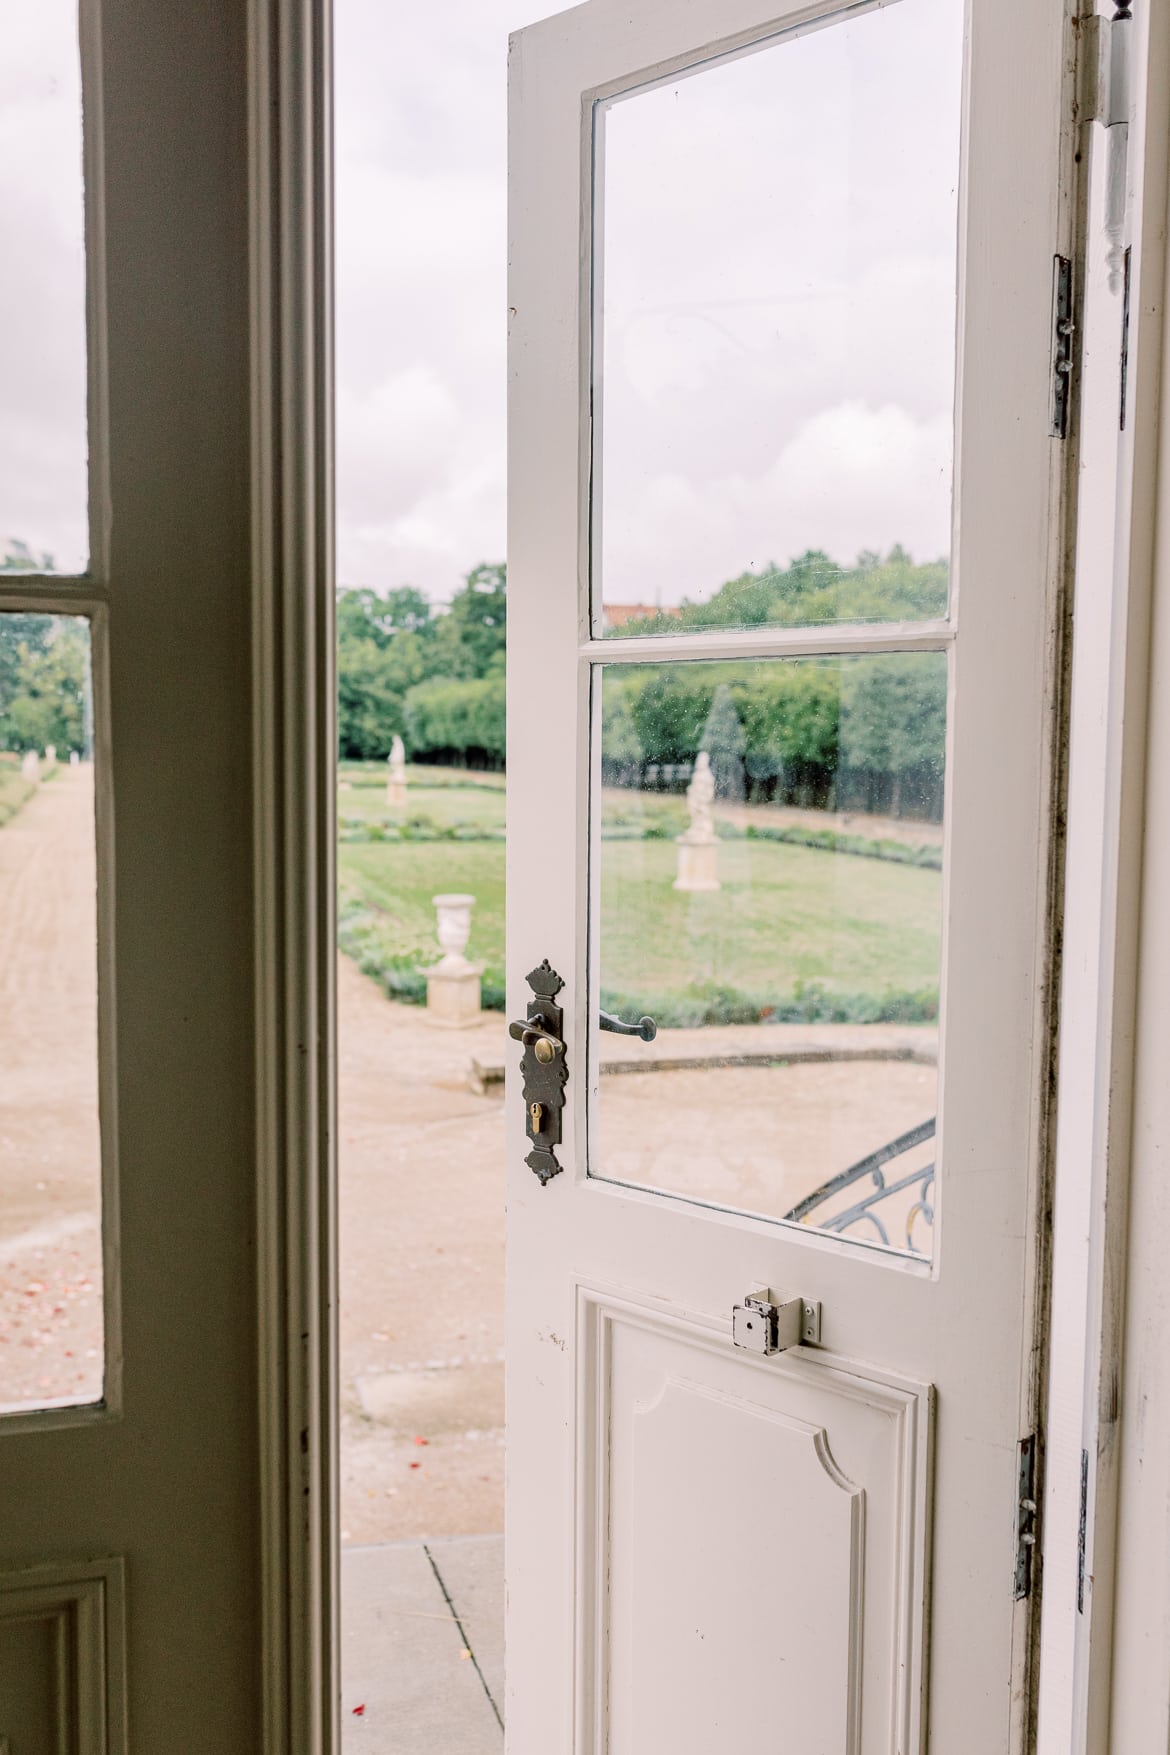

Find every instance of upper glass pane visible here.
[0,3,88,576]
[592,0,961,637]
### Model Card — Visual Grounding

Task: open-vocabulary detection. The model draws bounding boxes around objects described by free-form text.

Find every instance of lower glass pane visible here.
[0,612,102,1410]
[594,654,945,1255]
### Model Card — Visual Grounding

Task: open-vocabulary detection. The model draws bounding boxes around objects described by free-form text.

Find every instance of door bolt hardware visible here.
[1015,1433,1039,1599]
[1051,256,1075,439]
[732,1289,822,1355]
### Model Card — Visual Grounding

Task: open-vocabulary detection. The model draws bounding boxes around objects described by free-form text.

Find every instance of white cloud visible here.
[601,402,953,605]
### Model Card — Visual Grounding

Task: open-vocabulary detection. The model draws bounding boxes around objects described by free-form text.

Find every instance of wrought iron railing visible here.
[784,1117,936,1252]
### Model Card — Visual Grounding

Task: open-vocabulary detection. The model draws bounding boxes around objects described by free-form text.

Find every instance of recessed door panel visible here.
[579,1292,928,1755]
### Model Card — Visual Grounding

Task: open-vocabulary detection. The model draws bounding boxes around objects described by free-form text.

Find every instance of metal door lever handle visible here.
[599,1009,657,1041]
[508,1018,562,1063]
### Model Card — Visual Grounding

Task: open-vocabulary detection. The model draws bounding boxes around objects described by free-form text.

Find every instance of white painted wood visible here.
[576,1289,929,1755]
[507,0,1077,1747]
[1069,1,1170,1749]
[1035,102,1123,1755]
[580,619,953,665]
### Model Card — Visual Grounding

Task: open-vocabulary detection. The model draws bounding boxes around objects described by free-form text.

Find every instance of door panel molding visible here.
[248,0,337,1750]
[0,1558,126,1755]
[574,1286,932,1754]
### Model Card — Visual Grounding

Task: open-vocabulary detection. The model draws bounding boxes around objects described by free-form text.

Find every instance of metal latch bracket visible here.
[732,1288,821,1355]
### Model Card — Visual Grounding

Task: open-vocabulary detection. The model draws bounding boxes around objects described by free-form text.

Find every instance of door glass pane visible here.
[593,654,945,1255]
[0,613,102,1411]
[592,0,961,636]
[0,3,89,575]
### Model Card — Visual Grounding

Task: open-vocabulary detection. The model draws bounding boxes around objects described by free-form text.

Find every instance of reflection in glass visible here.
[0,614,101,1409]
[594,654,945,1253]
[594,0,961,634]
[0,3,89,574]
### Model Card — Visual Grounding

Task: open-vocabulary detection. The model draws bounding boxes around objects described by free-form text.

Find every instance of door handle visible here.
[509,960,568,1183]
[731,1288,822,1354]
[599,1008,657,1041]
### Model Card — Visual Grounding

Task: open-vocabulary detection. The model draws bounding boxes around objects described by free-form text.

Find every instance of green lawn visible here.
[339,762,506,834]
[600,838,940,1024]
[337,779,942,1024]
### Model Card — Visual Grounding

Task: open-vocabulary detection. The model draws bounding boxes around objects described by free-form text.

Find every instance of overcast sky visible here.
[0,0,960,604]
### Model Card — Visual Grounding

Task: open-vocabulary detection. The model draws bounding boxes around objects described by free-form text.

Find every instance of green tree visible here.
[403,674,505,768]
[429,563,506,679]
[0,616,89,754]
[337,585,433,647]
[600,684,643,784]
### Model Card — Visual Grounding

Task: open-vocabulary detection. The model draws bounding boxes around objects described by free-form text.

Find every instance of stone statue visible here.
[686,750,716,842]
[673,749,721,893]
[386,734,408,808]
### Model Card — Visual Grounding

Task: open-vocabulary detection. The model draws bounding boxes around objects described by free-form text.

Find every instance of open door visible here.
[507,0,1074,1747]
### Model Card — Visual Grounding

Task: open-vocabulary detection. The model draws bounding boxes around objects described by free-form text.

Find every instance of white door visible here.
[0,4,330,1749]
[506,0,1074,1748]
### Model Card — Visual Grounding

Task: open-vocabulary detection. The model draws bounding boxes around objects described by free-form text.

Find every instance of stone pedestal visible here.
[386,777,408,809]
[424,960,484,1027]
[673,833,721,893]
[20,751,39,784]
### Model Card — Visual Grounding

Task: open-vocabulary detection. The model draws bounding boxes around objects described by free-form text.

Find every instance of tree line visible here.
[338,562,506,767]
[338,548,948,820]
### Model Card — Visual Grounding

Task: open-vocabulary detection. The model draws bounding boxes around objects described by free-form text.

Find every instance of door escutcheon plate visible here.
[509,961,569,1183]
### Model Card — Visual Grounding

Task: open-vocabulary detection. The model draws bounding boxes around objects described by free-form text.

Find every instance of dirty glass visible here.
[0,3,89,575]
[592,0,961,637]
[0,613,102,1411]
[592,653,945,1255]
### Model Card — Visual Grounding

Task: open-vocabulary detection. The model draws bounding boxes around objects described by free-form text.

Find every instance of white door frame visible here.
[1055,1,1170,1749]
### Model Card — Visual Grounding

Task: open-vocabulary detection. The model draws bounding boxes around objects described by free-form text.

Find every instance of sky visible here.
[0,0,960,605]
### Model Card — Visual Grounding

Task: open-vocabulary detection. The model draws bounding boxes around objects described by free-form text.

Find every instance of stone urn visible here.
[425,892,483,1026]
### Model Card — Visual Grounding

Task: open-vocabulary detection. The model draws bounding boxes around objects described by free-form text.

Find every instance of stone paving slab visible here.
[427,1535,505,1715]
[341,1538,503,1752]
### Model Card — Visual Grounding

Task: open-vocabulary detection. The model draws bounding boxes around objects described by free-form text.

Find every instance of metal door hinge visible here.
[1080,6,1133,294]
[1015,1434,1039,1600]
[732,1288,821,1355]
[1079,9,1131,129]
[1051,256,1075,439]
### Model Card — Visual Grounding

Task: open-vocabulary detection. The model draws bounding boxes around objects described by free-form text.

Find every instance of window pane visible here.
[594,654,945,1255]
[0,4,88,575]
[0,613,102,1410]
[593,0,961,636]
